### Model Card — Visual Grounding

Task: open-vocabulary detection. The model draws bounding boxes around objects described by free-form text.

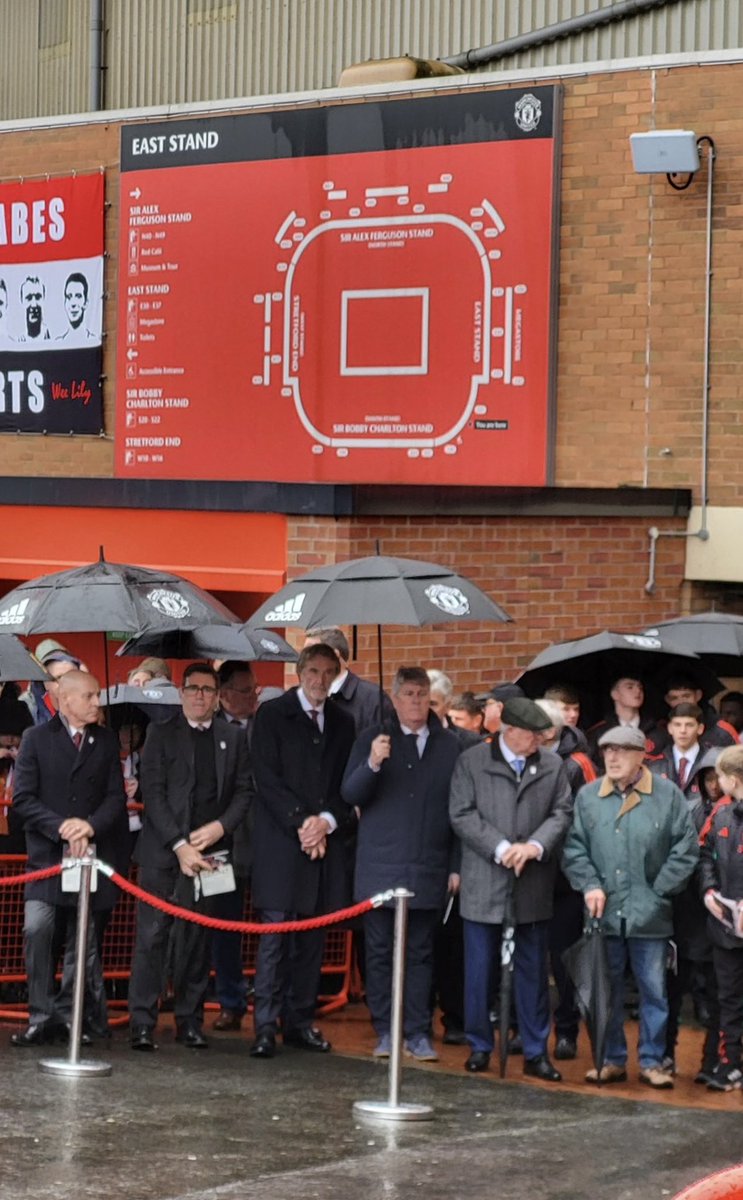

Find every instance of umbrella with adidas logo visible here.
[247,553,511,717]
[0,553,238,637]
[0,551,241,700]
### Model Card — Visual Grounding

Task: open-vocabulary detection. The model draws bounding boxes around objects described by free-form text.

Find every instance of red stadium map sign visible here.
[116,88,560,485]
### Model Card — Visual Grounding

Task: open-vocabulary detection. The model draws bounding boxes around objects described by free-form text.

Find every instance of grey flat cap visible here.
[597,726,646,751]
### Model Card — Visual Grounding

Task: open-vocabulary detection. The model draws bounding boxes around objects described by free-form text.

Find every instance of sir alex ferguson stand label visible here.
[116,88,560,486]
[0,173,104,434]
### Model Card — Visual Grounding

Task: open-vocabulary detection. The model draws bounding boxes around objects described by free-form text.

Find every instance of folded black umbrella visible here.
[498,874,516,1080]
[562,919,611,1080]
[644,613,743,677]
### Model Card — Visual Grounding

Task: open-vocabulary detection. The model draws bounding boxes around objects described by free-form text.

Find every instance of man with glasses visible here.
[209,661,258,1032]
[563,725,698,1089]
[128,662,252,1051]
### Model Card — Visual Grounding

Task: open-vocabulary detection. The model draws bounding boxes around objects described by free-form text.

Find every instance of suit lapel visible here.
[213,724,226,798]
[50,715,83,774]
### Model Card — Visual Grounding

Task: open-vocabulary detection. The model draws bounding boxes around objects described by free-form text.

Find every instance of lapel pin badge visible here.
[219,741,227,750]
[529,765,537,775]
[88,736,95,745]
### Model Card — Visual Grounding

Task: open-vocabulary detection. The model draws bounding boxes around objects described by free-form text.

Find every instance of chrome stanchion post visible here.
[40,851,112,1078]
[353,887,433,1121]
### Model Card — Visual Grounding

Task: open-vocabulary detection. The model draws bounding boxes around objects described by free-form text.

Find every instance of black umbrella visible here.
[0,551,240,703]
[644,613,743,677]
[247,553,510,716]
[0,635,48,682]
[117,624,297,663]
[101,682,181,724]
[249,555,510,629]
[562,919,612,1082]
[0,553,238,637]
[516,630,721,701]
[498,874,517,1080]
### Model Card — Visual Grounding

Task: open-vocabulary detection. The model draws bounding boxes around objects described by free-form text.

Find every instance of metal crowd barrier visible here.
[0,854,354,1023]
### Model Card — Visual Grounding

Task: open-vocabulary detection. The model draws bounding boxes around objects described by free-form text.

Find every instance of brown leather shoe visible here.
[212,1009,243,1032]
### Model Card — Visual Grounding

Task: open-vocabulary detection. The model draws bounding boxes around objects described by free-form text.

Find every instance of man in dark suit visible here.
[304,626,392,733]
[250,642,355,1059]
[209,659,257,1032]
[128,662,252,1050]
[10,670,127,1046]
[342,666,462,1061]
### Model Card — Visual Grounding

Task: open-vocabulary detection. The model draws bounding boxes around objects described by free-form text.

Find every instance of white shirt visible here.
[673,743,700,773]
[187,718,213,731]
[399,721,430,759]
[329,669,348,696]
[59,714,85,744]
[297,686,326,732]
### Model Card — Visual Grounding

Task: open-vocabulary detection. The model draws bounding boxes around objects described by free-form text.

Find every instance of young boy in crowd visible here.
[699,746,743,1091]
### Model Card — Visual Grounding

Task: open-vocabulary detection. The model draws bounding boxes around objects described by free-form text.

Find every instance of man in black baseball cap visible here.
[476,683,525,737]
[450,694,573,1080]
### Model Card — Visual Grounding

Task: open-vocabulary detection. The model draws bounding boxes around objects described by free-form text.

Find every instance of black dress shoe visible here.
[507,1032,523,1055]
[250,1031,276,1058]
[130,1025,157,1051]
[524,1055,562,1082]
[554,1036,577,1061]
[442,1027,469,1046]
[465,1051,491,1073]
[283,1026,331,1052]
[10,1023,54,1047]
[57,1023,92,1047]
[176,1023,208,1048]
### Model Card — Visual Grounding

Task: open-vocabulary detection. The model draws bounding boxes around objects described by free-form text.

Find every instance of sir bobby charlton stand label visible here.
[0,173,104,434]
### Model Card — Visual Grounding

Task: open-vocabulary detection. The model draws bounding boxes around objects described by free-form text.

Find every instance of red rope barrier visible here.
[0,864,62,887]
[108,871,374,933]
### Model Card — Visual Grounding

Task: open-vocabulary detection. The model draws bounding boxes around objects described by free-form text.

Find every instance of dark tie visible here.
[72,731,83,750]
[678,757,689,788]
[308,709,319,725]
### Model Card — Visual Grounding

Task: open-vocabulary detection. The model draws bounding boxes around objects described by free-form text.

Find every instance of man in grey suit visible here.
[128,662,252,1050]
[449,697,573,1079]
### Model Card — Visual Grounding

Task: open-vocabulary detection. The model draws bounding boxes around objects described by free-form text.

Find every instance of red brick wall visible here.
[286,513,688,690]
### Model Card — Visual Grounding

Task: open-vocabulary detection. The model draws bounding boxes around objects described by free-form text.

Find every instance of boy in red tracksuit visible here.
[699,745,743,1091]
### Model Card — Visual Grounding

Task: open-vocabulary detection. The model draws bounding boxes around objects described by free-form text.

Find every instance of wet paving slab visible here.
[0,1031,741,1200]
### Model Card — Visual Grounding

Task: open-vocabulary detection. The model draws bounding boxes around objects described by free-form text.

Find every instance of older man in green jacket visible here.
[562,725,698,1090]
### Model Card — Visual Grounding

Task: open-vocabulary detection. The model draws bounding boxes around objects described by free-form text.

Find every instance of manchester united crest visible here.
[514,93,542,133]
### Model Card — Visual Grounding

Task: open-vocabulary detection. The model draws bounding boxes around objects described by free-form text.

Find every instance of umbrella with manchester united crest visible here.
[247,551,511,720]
[0,551,238,637]
[0,549,240,699]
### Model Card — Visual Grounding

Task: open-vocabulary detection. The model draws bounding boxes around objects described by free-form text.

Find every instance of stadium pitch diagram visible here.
[116,89,559,485]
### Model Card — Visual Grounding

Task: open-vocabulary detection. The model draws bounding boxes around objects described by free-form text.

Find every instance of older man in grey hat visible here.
[562,725,698,1089]
[449,696,573,1079]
